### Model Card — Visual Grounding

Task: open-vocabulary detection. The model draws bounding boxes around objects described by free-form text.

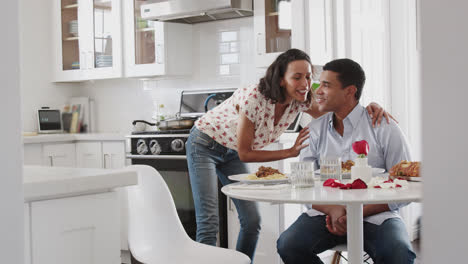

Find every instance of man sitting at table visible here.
[276,58,416,264]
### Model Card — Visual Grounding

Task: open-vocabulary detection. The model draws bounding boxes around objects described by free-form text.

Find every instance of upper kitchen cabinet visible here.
[254,0,333,68]
[122,0,192,78]
[51,0,122,82]
[254,0,306,67]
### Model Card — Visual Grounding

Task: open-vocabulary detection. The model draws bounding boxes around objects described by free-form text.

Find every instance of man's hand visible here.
[324,206,347,236]
[326,215,347,236]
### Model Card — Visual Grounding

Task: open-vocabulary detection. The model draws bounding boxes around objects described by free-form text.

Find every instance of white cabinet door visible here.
[76,142,103,168]
[123,0,192,78]
[102,141,125,169]
[24,144,43,165]
[102,141,127,251]
[52,0,122,82]
[254,0,306,68]
[42,143,76,167]
[31,192,120,264]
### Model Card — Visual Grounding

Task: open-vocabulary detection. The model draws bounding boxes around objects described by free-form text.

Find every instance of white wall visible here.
[19,0,77,133]
[0,1,24,263]
[421,1,468,263]
[76,17,264,133]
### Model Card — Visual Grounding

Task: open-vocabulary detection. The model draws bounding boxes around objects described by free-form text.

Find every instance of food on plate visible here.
[341,160,355,173]
[390,160,421,177]
[245,166,286,180]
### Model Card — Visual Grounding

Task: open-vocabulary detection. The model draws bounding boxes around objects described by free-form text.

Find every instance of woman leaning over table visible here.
[186,48,390,262]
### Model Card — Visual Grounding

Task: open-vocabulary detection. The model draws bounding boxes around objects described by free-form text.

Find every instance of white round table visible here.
[221,180,422,264]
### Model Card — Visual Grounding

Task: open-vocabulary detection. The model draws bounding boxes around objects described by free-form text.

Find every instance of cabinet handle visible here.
[256,33,264,55]
[49,156,53,167]
[156,44,164,64]
[88,51,94,69]
[103,154,109,169]
[81,51,86,70]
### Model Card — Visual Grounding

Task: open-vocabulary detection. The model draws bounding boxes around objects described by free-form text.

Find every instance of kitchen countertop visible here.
[23,133,127,144]
[23,131,298,144]
[23,165,138,202]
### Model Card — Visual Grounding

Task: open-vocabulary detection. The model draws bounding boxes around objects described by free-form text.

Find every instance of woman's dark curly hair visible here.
[258,48,313,104]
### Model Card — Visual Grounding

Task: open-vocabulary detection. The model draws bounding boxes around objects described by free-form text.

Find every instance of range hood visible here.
[140,0,253,24]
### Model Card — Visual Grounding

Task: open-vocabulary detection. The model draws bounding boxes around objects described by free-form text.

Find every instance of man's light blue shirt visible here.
[300,103,412,225]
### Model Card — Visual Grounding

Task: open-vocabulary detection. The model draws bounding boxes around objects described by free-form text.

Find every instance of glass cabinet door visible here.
[123,0,192,77]
[93,0,113,68]
[264,0,291,54]
[133,0,156,65]
[61,0,80,71]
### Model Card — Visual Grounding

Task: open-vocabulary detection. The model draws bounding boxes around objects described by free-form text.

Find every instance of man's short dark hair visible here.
[323,58,366,101]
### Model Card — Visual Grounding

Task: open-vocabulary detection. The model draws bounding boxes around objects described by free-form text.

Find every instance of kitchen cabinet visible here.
[30,192,120,264]
[122,0,192,78]
[76,142,103,168]
[51,0,122,82]
[24,143,43,166]
[254,0,306,68]
[42,143,76,167]
[75,141,125,168]
[103,141,126,169]
[254,0,334,67]
[74,141,128,252]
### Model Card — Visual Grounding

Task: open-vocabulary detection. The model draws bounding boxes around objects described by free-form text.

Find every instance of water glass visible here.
[319,156,342,181]
[290,162,315,188]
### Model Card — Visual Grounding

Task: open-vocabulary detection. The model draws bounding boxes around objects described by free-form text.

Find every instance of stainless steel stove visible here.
[127,129,190,159]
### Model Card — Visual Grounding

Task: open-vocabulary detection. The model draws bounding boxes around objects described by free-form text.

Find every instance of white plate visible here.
[228,173,290,184]
[314,168,385,176]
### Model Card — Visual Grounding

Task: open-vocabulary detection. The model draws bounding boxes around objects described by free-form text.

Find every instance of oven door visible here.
[131,158,197,240]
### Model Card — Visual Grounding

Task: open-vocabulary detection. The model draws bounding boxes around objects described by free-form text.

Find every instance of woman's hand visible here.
[304,101,325,119]
[237,113,309,162]
[288,127,310,157]
[366,102,398,127]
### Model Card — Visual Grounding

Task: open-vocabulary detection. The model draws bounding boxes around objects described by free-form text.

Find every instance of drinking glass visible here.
[290,162,315,188]
[319,156,342,181]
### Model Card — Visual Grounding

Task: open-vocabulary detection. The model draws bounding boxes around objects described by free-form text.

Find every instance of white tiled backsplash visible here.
[72,17,263,134]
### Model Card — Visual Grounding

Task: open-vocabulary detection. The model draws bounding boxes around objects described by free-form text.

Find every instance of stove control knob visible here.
[136,139,148,155]
[171,139,185,152]
[149,139,162,155]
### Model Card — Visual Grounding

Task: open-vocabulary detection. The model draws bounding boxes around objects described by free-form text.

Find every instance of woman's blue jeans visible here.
[186,127,261,262]
[277,213,416,264]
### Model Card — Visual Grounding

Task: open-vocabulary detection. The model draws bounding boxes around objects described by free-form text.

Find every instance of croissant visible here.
[390,160,421,177]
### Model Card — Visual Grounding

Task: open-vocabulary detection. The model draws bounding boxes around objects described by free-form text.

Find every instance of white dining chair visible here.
[330,244,371,264]
[125,165,251,264]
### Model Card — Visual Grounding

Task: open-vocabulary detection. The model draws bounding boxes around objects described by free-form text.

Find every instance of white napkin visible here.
[229,183,290,190]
